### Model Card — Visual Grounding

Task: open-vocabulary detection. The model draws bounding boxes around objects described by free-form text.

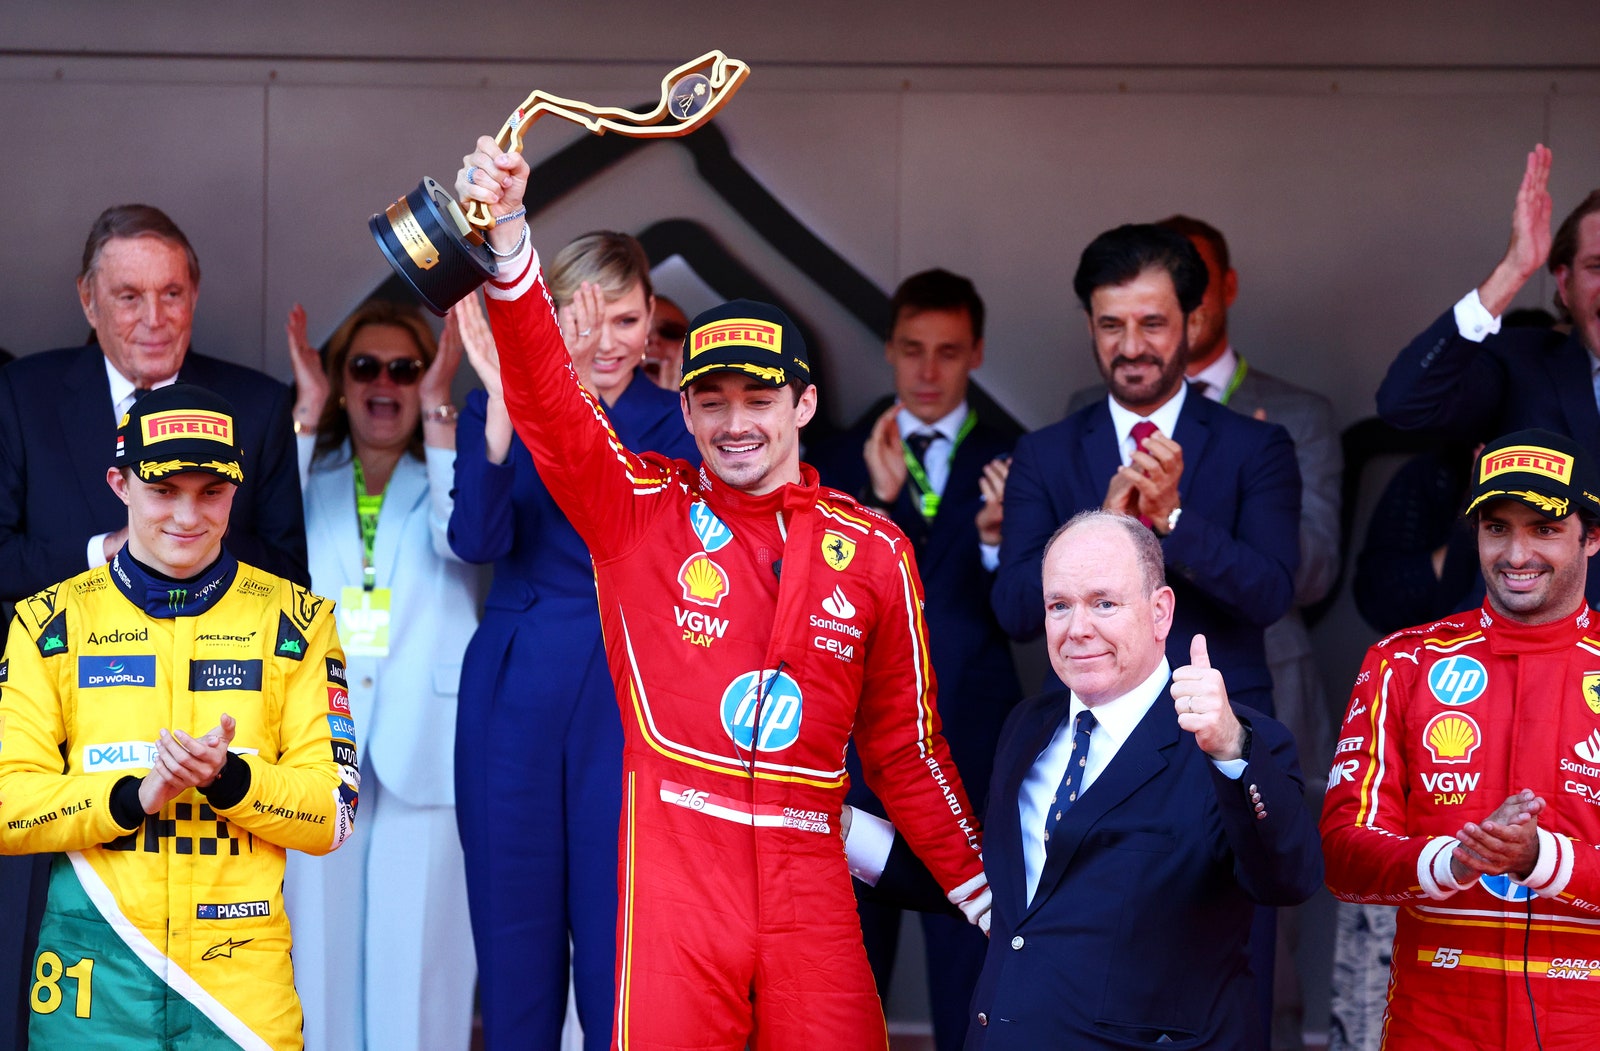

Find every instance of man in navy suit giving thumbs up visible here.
[849,509,1322,1049]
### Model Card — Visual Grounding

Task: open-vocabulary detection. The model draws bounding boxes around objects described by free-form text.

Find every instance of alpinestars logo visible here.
[1576,729,1600,765]
[821,586,855,620]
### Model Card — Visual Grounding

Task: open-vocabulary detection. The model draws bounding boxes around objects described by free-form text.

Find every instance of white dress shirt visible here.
[1189,346,1238,403]
[1105,381,1187,468]
[895,400,969,499]
[1018,659,1170,903]
[896,400,1003,572]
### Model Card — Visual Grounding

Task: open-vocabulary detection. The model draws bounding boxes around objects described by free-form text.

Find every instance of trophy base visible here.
[369,177,497,317]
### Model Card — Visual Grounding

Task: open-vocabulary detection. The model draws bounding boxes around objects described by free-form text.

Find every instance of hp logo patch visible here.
[721,670,803,752]
[1479,873,1533,903]
[1427,655,1487,707]
[690,502,733,552]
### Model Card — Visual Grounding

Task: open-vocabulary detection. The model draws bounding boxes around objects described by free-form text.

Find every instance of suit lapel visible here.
[1170,396,1212,506]
[61,349,119,517]
[310,452,364,590]
[1554,338,1600,454]
[921,431,987,571]
[1080,401,1121,502]
[374,455,427,590]
[994,692,1075,922]
[1022,682,1178,921]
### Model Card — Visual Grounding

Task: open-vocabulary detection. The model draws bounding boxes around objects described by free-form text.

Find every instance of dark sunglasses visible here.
[655,323,688,343]
[346,355,424,385]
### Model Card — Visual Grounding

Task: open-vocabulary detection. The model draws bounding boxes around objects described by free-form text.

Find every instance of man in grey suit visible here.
[1067,215,1341,1047]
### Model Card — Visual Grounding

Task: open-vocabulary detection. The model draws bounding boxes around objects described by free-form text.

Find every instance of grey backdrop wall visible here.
[3,2,1597,432]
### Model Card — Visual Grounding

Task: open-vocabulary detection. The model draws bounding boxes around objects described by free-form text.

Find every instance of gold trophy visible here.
[370,51,749,316]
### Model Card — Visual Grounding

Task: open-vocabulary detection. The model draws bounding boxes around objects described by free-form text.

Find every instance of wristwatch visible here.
[1153,505,1182,537]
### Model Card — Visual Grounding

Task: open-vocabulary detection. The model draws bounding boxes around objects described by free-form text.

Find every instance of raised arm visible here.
[454,136,677,557]
[1477,144,1553,318]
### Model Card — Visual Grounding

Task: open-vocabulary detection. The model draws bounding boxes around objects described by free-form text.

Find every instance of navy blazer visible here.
[809,406,1023,813]
[967,686,1322,1050]
[992,393,1300,702]
[1377,307,1600,449]
[1377,309,1600,607]
[0,344,308,599]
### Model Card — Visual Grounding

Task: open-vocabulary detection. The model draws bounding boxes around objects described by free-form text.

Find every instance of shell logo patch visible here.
[821,531,856,572]
[1423,712,1481,765]
[678,553,730,608]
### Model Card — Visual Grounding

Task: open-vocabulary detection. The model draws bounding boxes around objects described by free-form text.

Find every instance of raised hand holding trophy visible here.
[370,50,749,316]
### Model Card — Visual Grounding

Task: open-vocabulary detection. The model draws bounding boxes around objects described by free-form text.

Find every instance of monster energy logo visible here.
[167,589,188,611]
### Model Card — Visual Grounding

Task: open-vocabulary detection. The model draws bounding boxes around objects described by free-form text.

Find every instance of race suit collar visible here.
[110,545,239,619]
[1478,600,1597,654]
[697,461,822,519]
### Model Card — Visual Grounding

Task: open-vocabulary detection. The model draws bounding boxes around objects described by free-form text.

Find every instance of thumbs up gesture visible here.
[1172,634,1247,761]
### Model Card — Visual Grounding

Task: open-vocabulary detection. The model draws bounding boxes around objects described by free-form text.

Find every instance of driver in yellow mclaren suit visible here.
[0,384,354,1050]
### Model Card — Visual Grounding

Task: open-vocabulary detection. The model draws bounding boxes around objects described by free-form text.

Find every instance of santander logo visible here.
[821,586,855,620]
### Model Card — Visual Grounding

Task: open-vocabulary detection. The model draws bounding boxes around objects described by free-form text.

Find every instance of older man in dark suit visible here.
[810,269,1021,1051]
[852,509,1321,1048]
[0,203,306,1048]
[0,205,307,597]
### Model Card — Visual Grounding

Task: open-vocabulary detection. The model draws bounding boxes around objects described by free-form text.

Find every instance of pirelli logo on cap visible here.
[144,410,234,445]
[690,319,782,359]
[1480,445,1571,484]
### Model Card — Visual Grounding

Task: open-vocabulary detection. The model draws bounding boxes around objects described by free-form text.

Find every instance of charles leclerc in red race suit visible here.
[1323,604,1600,1048]
[480,245,988,1049]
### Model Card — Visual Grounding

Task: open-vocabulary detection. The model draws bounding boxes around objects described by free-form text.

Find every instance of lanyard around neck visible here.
[351,456,386,591]
[1217,354,1249,406]
[902,410,977,520]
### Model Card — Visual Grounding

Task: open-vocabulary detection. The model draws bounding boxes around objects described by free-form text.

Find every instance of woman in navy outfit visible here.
[449,232,698,1050]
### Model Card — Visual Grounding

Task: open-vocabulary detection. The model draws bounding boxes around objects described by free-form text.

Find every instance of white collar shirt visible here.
[1105,381,1187,468]
[1018,658,1171,904]
[894,400,970,498]
[105,357,179,423]
[1189,345,1238,403]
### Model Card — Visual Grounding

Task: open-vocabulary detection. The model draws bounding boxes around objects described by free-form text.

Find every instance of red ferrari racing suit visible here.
[484,245,986,1051]
[1322,602,1600,1049]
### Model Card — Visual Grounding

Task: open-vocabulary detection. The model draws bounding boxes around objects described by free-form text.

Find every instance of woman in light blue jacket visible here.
[280,299,482,1051]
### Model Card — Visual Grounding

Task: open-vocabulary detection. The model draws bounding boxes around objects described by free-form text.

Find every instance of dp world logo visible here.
[1427,655,1487,707]
[720,669,803,752]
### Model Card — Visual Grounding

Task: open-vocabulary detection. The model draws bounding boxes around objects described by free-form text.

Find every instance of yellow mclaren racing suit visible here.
[0,548,355,1050]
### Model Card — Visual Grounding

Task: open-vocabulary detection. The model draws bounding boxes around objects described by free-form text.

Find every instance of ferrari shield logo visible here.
[1584,673,1600,715]
[821,531,856,572]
